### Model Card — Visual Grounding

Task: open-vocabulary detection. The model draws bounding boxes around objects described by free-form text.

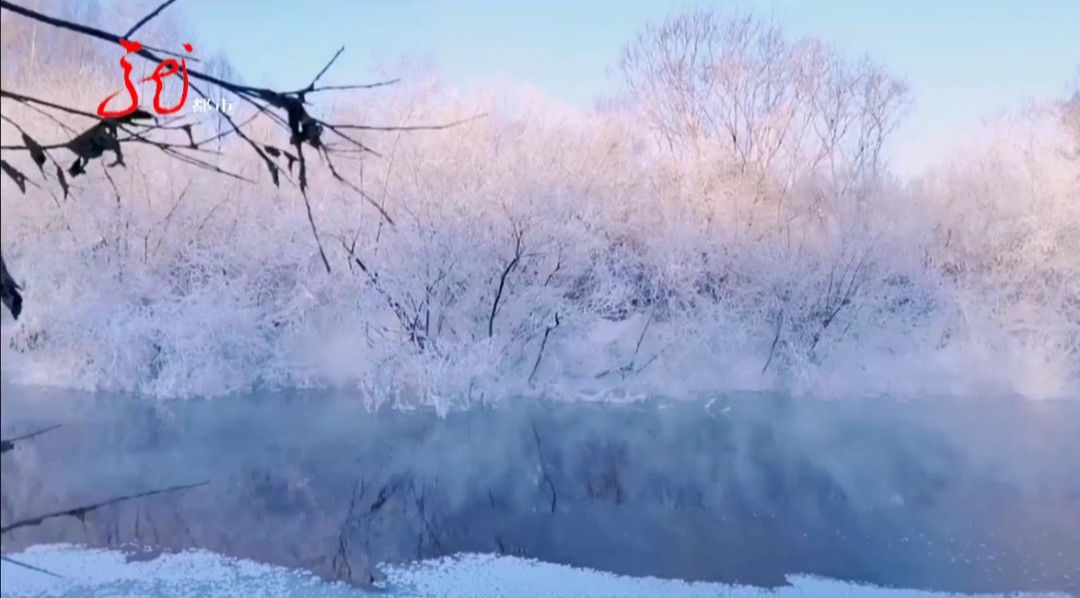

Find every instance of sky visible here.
[177,0,1079,176]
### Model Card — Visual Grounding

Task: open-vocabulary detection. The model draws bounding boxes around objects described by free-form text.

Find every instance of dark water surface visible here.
[2,386,1077,595]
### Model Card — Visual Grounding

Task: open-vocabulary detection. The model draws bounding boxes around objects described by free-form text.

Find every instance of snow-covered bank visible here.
[2,388,1078,594]
[1,545,346,597]
[2,546,1066,597]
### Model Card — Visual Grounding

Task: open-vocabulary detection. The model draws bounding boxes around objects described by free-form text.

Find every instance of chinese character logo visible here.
[97,39,194,118]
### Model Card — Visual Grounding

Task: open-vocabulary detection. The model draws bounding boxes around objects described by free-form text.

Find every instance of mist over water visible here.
[2,385,1078,595]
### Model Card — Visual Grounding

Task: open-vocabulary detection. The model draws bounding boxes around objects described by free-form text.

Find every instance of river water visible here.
[1,386,1077,596]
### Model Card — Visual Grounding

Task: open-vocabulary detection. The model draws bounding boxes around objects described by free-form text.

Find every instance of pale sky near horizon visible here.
[174,0,1079,177]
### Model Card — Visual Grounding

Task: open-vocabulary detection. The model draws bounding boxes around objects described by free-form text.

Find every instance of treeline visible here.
[0,5,1077,402]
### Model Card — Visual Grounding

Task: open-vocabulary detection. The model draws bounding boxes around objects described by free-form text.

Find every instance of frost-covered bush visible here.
[913,101,1080,398]
[1,7,1077,403]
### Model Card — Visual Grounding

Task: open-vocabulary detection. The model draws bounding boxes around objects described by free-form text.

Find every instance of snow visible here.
[4,545,1063,598]
[2,82,1078,405]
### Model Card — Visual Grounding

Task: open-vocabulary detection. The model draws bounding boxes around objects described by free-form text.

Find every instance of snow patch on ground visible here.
[2,545,1066,597]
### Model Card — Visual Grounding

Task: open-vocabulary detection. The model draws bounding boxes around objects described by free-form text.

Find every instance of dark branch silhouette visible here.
[1,481,209,535]
[0,0,480,287]
[0,424,61,454]
[0,253,23,320]
[124,0,179,38]
[0,0,477,577]
[488,229,524,338]
[1,555,63,578]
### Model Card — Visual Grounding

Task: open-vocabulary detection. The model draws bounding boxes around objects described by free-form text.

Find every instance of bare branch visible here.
[326,113,487,132]
[488,230,524,338]
[0,424,61,454]
[529,312,560,383]
[761,308,784,374]
[304,45,344,93]
[1,89,100,120]
[1,481,209,535]
[304,79,400,94]
[1,555,62,578]
[0,0,444,280]
[124,0,180,38]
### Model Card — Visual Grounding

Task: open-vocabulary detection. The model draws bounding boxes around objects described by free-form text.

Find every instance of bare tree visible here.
[618,9,909,196]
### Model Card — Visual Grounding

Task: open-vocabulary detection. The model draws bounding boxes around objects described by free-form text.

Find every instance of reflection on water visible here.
[1,386,1078,595]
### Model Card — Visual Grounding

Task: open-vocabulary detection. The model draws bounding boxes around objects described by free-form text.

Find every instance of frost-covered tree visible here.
[618,10,910,200]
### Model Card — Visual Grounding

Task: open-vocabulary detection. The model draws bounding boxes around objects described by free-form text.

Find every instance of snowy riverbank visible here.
[3,546,1069,597]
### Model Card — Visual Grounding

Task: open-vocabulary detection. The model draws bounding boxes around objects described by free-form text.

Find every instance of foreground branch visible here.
[1,481,209,535]
[0,424,61,454]
[1,555,63,578]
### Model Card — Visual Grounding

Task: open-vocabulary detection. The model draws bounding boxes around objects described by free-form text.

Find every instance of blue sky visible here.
[179,0,1079,175]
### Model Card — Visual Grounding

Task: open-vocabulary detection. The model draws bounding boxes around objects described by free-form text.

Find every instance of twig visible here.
[529,312,560,383]
[1,481,209,535]
[762,308,784,374]
[0,424,61,454]
[302,79,400,94]
[327,113,487,132]
[1,89,99,120]
[1,555,62,578]
[488,230,524,337]
[304,45,344,93]
[320,146,394,224]
[124,0,179,38]
[0,0,467,282]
